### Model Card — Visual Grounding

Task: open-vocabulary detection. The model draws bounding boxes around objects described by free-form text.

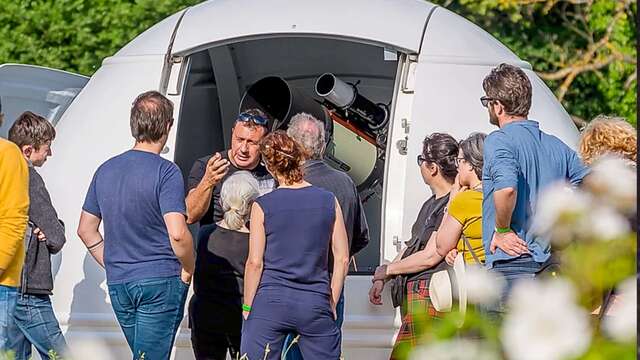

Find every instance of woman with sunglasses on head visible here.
[240,131,349,360]
[368,132,458,359]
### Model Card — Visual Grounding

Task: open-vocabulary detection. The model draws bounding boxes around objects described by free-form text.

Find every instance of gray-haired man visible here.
[284,112,370,359]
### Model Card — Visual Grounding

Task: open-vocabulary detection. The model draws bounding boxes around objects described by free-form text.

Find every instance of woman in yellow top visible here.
[435,132,486,265]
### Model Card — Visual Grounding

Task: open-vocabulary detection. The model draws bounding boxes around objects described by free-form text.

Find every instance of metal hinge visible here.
[396,136,408,155]
[400,54,418,94]
[392,235,402,252]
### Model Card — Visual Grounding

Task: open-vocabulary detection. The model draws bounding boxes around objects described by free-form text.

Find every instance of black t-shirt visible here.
[193,227,249,303]
[403,193,450,282]
[187,151,275,226]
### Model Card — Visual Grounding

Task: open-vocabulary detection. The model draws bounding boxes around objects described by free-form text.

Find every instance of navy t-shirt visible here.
[82,150,186,284]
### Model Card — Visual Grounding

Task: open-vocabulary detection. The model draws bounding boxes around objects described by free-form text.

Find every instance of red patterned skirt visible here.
[390,279,442,360]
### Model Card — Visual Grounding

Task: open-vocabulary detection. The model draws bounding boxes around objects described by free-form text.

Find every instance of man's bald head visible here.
[130,91,174,143]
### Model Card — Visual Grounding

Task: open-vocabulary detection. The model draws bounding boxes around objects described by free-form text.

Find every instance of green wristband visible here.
[242,304,252,312]
[495,227,512,234]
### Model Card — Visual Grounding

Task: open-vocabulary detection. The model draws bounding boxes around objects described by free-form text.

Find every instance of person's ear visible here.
[495,101,505,116]
[21,145,33,158]
[429,163,439,177]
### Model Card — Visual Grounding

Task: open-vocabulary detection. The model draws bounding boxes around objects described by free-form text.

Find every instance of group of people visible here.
[0,62,635,360]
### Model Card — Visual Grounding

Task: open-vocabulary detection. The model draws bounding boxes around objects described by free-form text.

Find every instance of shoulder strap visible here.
[462,234,481,264]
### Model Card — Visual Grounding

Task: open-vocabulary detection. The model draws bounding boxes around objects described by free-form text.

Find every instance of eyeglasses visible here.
[454,157,466,167]
[238,112,269,126]
[480,96,498,108]
[417,155,428,166]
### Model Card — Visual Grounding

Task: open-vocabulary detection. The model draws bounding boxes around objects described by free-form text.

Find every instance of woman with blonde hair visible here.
[579,115,637,166]
[241,131,349,360]
[189,171,260,360]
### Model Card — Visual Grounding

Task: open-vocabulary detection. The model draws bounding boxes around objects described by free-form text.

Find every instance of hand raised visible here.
[203,153,230,188]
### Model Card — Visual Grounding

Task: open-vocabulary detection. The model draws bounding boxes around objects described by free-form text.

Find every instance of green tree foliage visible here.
[432,0,637,126]
[0,0,635,125]
[0,0,200,75]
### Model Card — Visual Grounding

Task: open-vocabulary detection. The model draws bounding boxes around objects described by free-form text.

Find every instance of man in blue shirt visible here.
[480,64,589,313]
[77,91,195,359]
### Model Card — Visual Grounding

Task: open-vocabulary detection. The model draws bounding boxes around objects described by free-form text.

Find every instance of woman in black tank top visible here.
[188,171,260,360]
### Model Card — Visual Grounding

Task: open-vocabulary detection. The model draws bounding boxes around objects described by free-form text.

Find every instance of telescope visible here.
[314,73,389,144]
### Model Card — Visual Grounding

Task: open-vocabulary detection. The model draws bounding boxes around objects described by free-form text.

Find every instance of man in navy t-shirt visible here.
[77,91,195,359]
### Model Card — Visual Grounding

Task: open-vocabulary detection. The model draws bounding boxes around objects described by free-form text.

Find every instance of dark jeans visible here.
[7,294,68,359]
[108,276,189,360]
[282,291,345,360]
[0,285,18,351]
[485,255,543,317]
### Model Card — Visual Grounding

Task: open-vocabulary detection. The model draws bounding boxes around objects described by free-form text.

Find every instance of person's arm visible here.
[567,149,590,186]
[384,232,444,276]
[0,145,29,277]
[186,154,230,224]
[494,187,517,230]
[243,203,266,319]
[161,164,195,282]
[434,214,464,259]
[349,188,370,256]
[165,213,195,281]
[29,172,66,254]
[77,211,105,267]
[330,200,350,316]
[483,133,528,256]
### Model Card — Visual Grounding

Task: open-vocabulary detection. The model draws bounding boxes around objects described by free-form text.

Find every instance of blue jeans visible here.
[282,291,345,360]
[108,276,189,360]
[7,294,68,359]
[0,285,18,351]
[485,255,542,317]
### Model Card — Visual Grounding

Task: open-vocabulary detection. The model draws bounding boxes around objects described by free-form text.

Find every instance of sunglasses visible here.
[238,112,269,126]
[480,96,498,108]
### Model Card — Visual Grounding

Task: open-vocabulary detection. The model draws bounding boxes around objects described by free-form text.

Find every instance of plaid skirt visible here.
[390,279,441,360]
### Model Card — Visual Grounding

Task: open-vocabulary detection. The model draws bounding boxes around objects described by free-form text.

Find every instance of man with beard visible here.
[480,63,589,315]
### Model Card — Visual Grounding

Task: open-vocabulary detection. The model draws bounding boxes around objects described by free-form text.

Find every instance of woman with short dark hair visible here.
[240,131,349,360]
[368,132,459,358]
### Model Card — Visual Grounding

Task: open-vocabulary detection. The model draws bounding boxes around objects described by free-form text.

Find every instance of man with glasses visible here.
[480,64,588,316]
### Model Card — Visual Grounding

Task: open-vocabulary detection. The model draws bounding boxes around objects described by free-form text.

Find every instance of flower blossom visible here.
[502,279,591,360]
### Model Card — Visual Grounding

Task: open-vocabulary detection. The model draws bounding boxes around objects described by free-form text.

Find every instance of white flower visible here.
[410,339,499,360]
[603,277,637,342]
[502,279,591,360]
[463,265,505,306]
[531,182,592,246]
[583,205,630,241]
[587,155,637,213]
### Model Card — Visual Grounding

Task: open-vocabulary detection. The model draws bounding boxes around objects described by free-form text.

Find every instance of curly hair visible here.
[579,115,637,165]
[260,131,306,185]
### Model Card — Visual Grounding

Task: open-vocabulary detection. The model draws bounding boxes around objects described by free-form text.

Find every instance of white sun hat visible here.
[429,254,468,320]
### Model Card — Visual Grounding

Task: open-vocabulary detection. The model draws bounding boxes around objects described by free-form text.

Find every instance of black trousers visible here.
[189,295,242,360]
